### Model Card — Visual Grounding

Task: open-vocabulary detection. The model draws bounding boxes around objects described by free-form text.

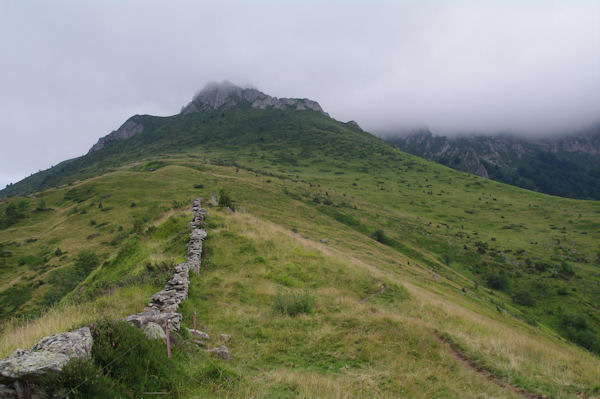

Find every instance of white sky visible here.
[1,0,599,188]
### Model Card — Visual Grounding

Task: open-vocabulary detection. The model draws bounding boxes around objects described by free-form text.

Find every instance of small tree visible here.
[218,189,235,210]
[35,199,48,212]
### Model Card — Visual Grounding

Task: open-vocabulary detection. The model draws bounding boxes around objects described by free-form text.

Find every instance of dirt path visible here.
[433,331,547,399]
[360,283,387,303]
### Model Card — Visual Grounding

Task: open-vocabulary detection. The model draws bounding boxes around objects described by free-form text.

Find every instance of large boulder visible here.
[187,329,209,340]
[143,323,166,340]
[0,327,92,383]
[33,327,92,358]
[0,350,69,382]
[209,345,232,360]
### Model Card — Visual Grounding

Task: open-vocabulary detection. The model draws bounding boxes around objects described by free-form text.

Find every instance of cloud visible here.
[0,0,598,184]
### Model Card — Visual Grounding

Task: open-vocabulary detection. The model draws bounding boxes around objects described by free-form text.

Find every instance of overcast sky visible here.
[1,1,599,188]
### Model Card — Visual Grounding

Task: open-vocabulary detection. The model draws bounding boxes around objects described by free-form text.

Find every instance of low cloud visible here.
[0,1,598,184]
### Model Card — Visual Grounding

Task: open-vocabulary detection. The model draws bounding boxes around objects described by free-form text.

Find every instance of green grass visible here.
[0,106,599,397]
[272,288,315,316]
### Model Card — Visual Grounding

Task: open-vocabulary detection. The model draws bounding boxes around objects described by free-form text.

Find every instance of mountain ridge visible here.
[1,83,600,397]
[387,127,600,199]
[87,81,328,154]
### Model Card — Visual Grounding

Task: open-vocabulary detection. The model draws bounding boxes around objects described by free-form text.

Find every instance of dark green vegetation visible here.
[1,105,599,351]
[388,128,600,200]
[1,100,599,397]
[41,250,99,307]
[43,319,238,398]
[0,200,27,229]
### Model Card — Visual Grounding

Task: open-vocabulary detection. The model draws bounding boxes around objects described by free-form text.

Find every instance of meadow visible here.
[0,106,599,397]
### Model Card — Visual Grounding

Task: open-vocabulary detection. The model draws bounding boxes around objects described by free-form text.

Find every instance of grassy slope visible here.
[0,107,599,397]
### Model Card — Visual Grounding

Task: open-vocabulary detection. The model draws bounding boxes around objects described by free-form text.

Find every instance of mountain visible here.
[1,82,599,398]
[0,82,339,199]
[387,127,600,200]
[87,80,328,153]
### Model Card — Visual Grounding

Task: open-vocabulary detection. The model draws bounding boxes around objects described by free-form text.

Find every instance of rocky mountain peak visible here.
[88,81,328,153]
[180,80,328,116]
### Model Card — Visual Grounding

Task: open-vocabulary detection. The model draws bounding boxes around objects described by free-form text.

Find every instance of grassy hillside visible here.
[1,106,599,397]
[388,131,600,200]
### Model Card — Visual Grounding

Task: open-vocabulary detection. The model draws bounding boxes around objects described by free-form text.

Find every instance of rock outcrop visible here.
[84,81,329,155]
[209,345,232,360]
[0,327,92,384]
[181,80,328,116]
[88,117,144,153]
[143,322,167,340]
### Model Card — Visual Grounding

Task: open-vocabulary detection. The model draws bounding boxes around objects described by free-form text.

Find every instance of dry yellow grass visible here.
[194,210,600,398]
[0,286,152,357]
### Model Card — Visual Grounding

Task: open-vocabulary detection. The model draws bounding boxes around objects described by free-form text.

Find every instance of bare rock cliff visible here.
[180,80,328,116]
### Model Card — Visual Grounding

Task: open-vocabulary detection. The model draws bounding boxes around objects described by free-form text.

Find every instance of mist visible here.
[1,0,599,188]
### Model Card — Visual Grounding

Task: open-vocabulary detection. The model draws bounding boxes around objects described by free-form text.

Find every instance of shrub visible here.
[43,357,116,398]
[534,262,548,272]
[560,314,600,353]
[34,199,49,212]
[0,200,27,229]
[42,251,99,306]
[561,313,589,331]
[91,319,179,396]
[566,329,600,354]
[371,230,388,244]
[272,288,315,316]
[513,290,535,306]
[559,261,575,278]
[218,188,235,210]
[486,271,508,290]
[442,253,451,266]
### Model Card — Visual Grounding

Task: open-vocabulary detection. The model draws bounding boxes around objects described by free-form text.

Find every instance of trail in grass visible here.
[433,331,546,399]
[360,282,387,303]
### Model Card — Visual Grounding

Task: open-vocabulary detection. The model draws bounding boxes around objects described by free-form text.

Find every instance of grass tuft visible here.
[272,288,315,316]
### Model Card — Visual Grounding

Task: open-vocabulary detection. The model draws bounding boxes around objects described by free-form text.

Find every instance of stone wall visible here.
[125,198,206,334]
[0,199,207,397]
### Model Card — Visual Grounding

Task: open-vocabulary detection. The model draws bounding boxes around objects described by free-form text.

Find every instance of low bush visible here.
[218,188,235,210]
[91,319,180,396]
[42,251,99,306]
[45,319,185,398]
[0,200,27,229]
[513,290,535,306]
[371,230,388,244]
[43,358,116,398]
[560,313,600,354]
[486,271,508,290]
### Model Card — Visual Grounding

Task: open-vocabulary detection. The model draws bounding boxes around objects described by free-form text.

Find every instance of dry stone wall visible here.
[0,199,207,397]
[126,199,206,333]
